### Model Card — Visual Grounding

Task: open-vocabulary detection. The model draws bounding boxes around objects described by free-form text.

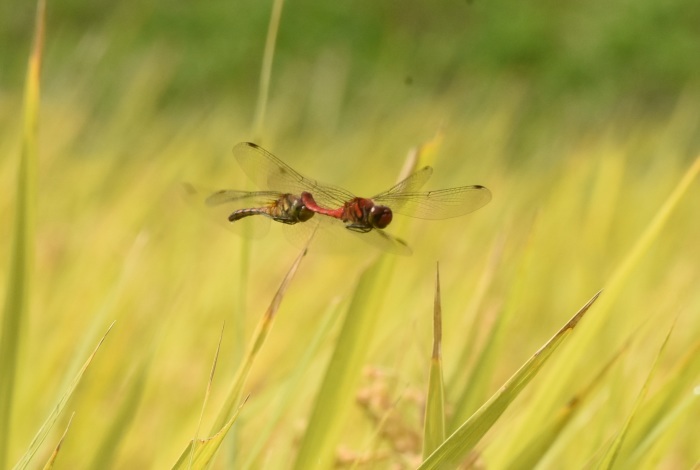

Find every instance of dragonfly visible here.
[204,142,491,255]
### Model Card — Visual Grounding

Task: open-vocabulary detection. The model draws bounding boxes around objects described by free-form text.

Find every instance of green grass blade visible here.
[596,318,677,469]
[0,0,45,465]
[210,246,308,433]
[293,255,395,470]
[13,322,115,470]
[41,413,74,470]
[252,0,285,141]
[418,291,601,469]
[422,264,445,459]
[241,297,343,469]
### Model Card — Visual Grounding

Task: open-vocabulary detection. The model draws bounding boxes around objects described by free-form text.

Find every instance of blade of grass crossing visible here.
[171,398,248,470]
[41,413,74,470]
[0,0,45,465]
[423,264,445,459]
[418,292,601,469]
[293,255,396,470]
[13,322,115,470]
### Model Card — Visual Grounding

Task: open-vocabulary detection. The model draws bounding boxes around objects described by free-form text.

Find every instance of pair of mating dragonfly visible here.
[201,142,491,255]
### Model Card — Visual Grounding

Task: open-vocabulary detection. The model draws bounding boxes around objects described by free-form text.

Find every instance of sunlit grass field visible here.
[2,1,700,468]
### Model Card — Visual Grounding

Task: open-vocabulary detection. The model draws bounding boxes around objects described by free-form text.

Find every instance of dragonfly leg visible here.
[345,224,373,233]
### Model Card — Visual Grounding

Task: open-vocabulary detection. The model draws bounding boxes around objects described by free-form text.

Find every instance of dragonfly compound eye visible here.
[370,206,392,229]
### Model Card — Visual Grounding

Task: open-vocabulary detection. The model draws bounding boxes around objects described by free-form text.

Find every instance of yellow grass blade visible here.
[210,245,308,433]
[88,356,151,467]
[623,340,700,465]
[41,413,74,470]
[0,0,45,465]
[422,264,446,459]
[13,322,115,470]
[418,291,601,469]
[189,324,225,469]
[171,397,248,470]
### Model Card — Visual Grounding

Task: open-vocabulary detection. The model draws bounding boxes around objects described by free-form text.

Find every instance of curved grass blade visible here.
[210,244,308,433]
[418,291,601,469]
[0,0,45,464]
[293,256,396,470]
[596,318,677,469]
[422,264,445,459]
[13,322,115,470]
[41,413,74,470]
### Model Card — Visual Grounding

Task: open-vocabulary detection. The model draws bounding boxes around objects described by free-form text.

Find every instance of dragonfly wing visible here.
[205,189,283,207]
[233,142,354,207]
[181,184,272,238]
[372,166,433,199]
[374,185,492,219]
[371,166,435,213]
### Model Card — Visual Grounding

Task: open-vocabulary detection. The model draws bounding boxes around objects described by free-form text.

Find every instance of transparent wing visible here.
[371,166,434,213]
[233,142,355,208]
[373,185,492,220]
[205,189,284,208]
[181,183,273,238]
[372,166,433,199]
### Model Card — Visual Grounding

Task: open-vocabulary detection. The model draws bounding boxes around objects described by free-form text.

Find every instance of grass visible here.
[2,0,700,468]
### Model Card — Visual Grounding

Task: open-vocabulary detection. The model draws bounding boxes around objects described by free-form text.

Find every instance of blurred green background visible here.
[2,0,700,467]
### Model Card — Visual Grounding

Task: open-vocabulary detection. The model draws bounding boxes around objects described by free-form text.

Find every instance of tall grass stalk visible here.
[0,0,45,465]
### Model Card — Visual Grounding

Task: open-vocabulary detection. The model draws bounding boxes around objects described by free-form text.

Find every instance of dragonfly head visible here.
[369,205,392,229]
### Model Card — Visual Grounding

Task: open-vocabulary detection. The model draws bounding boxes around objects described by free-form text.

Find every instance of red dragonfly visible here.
[205,142,491,255]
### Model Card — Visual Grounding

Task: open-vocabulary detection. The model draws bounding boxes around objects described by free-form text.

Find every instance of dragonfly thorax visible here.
[345,198,393,230]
